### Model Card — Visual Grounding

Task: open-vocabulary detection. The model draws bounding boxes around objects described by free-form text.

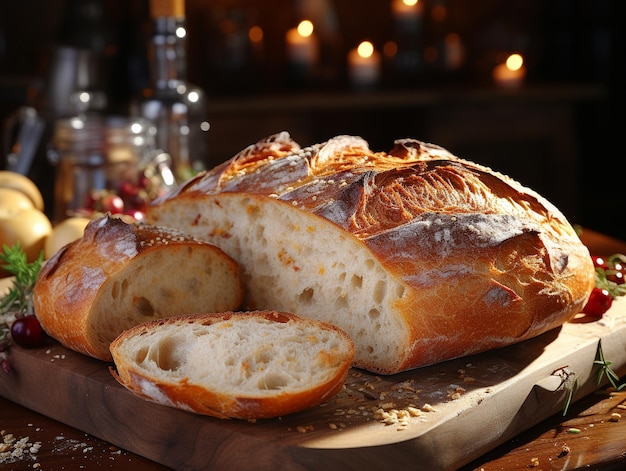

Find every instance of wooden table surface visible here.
[2,228,626,471]
[2,386,626,471]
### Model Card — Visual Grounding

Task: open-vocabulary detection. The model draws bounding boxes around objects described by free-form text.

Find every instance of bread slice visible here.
[109,311,355,419]
[146,132,595,374]
[33,214,244,361]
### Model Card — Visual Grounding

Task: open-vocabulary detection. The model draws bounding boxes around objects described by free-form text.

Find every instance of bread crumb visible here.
[448,386,465,400]
[296,425,314,433]
[529,457,540,467]
[1,430,41,464]
[609,412,621,422]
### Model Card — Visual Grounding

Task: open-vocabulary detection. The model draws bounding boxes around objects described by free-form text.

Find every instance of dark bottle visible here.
[132,0,209,182]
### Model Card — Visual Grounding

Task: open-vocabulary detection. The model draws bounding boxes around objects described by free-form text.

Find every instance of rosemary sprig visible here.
[561,339,626,416]
[0,243,43,318]
[594,339,626,391]
[561,376,579,416]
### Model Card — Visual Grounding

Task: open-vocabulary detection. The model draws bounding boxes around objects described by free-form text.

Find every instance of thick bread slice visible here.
[146,132,595,374]
[109,311,355,419]
[33,214,244,361]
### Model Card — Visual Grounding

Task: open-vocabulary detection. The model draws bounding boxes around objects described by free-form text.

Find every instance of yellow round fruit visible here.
[0,207,52,262]
[0,187,34,214]
[44,216,91,259]
[0,171,44,211]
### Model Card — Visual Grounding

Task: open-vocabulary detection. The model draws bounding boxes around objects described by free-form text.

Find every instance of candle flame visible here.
[357,41,375,59]
[297,20,314,38]
[506,54,524,71]
[402,0,418,6]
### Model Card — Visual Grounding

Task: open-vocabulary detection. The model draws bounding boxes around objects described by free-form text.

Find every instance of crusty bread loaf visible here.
[109,310,355,419]
[33,214,244,361]
[146,132,595,374]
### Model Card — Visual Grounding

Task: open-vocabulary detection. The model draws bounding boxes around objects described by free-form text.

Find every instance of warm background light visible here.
[493,53,526,88]
[357,41,374,59]
[392,0,423,20]
[248,25,263,43]
[297,20,314,38]
[285,20,318,68]
[348,40,381,89]
[383,41,398,58]
[506,53,524,71]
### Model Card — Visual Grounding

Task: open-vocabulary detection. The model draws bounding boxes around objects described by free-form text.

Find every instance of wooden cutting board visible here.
[2,274,626,471]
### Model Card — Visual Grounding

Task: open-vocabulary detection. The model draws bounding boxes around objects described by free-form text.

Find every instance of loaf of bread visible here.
[147,132,595,374]
[33,214,244,361]
[109,310,355,419]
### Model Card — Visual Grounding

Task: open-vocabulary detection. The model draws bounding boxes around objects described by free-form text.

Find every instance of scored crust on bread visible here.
[33,214,244,361]
[109,311,355,419]
[146,132,595,374]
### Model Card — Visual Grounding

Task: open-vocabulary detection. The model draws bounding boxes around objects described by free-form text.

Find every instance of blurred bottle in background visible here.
[131,0,210,182]
[3,0,117,218]
[42,0,113,118]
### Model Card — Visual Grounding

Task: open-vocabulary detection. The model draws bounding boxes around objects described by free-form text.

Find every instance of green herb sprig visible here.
[0,243,43,318]
[594,339,626,392]
[594,254,626,299]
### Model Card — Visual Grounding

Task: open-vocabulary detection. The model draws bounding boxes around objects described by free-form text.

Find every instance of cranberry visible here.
[10,315,45,348]
[137,175,152,189]
[118,181,140,199]
[125,209,145,221]
[101,194,125,214]
[124,191,149,211]
[608,271,625,285]
[84,191,98,210]
[582,288,613,317]
[592,256,608,270]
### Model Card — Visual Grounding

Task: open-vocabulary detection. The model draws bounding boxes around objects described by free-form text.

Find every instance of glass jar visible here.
[48,115,174,221]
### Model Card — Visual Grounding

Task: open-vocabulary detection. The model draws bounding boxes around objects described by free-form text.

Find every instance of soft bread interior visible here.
[89,246,242,356]
[151,195,410,373]
[116,315,352,397]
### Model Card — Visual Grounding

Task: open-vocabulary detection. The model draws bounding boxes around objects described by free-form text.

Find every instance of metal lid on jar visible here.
[49,115,157,166]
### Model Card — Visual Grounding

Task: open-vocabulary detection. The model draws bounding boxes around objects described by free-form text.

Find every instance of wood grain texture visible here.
[2,273,626,470]
[462,388,626,470]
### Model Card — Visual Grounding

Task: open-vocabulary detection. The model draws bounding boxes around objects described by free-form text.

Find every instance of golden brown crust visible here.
[148,133,595,373]
[33,214,244,361]
[110,311,354,419]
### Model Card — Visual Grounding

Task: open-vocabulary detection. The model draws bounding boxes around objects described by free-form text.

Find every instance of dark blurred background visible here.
[0,0,624,239]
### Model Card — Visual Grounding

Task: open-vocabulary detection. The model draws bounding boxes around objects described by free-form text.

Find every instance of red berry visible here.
[101,194,125,214]
[84,191,100,210]
[125,209,145,221]
[582,288,613,317]
[118,181,139,199]
[10,315,45,348]
[592,256,608,270]
[608,271,625,285]
[137,174,152,190]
